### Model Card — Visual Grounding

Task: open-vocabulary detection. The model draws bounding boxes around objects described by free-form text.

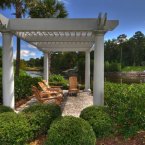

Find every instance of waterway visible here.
[26,71,145,84]
[26,71,43,78]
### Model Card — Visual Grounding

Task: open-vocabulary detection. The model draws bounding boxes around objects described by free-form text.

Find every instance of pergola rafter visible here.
[0,13,119,109]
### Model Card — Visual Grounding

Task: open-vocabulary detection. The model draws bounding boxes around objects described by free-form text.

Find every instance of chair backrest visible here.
[38,82,48,92]
[31,86,43,102]
[42,80,51,88]
[69,76,78,90]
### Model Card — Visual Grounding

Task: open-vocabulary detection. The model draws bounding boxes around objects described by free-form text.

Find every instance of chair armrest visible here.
[41,92,51,98]
[51,86,62,88]
[42,90,58,95]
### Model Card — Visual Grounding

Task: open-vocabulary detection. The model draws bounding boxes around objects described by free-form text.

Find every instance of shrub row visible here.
[22,103,62,138]
[0,68,2,104]
[105,61,121,72]
[15,76,42,101]
[0,73,68,103]
[49,74,68,89]
[0,112,32,145]
[105,82,145,137]
[0,105,14,113]
[0,104,61,144]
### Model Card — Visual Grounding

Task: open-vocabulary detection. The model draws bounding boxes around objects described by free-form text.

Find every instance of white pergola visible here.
[0,13,118,109]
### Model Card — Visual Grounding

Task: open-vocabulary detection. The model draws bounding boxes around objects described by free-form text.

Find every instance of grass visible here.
[122,66,145,72]
[24,67,43,71]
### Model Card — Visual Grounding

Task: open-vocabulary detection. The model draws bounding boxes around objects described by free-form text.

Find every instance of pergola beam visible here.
[41,47,89,52]
[33,42,93,48]
[23,36,95,42]
[7,18,118,31]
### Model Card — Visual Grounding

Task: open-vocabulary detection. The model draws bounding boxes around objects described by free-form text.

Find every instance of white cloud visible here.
[21,44,37,49]
[21,50,36,57]
[58,0,69,4]
[13,51,16,60]
[28,44,37,49]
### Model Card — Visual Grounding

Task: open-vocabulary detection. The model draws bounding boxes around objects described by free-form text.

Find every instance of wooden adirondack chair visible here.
[68,76,79,96]
[42,80,63,93]
[31,86,63,105]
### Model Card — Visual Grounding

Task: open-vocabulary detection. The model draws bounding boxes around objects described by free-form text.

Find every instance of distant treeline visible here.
[0,31,145,81]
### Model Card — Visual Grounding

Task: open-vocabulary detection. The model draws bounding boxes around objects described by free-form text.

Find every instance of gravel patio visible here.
[16,91,93,117]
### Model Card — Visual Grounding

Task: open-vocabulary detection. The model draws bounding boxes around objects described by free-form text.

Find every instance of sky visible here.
[0,0,145,60]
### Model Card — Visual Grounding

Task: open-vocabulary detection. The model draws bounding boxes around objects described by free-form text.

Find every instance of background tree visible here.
[130,31,145,66]
[28,0,68,75]
[0,0,32,76]
[0,47,2,67]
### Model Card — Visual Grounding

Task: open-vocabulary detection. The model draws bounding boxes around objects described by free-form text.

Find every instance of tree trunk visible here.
[15,1,22,76]
[15,37,21,76]
[48,52,52,74]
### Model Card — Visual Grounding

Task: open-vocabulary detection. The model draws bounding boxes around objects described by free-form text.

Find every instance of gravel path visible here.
[62,91,93,117]
[16,91,93,117]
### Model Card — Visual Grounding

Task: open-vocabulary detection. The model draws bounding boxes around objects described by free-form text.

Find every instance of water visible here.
[26,71,43,78]
[105,72,145,84]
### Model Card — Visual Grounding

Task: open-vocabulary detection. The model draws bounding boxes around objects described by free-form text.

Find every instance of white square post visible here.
[43,52,49,84]
[85,50,91,91]
[2,32,14,109]
[93,33,104,105]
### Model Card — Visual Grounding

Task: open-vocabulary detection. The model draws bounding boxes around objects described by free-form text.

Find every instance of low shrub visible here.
[80,106,113,138]
[22,104,62,138]
[105,61,121,72]
[46,116,96,145]
[0,68,2,103]
[23,103,62,120]
[15,76,42,101]
[49,74,68,89]
[0,105,14,113]
[105,82,145,137]
[0,112,32,145]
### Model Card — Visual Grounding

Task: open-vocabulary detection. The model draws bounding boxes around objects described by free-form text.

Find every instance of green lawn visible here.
[122,66,145,72]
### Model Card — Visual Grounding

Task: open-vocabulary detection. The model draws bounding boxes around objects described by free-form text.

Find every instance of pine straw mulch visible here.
[96,131,145,145]
[29,131,145,145]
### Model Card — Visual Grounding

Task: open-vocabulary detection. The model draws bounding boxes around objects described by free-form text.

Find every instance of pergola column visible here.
[85,50,90,91]
[43,52,49,84]
[93,33,104,105]
[2,32,14,109]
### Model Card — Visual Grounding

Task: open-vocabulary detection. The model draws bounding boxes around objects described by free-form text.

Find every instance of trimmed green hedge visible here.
[105,82,145,137]
[0,68,2,104]
[80,106,113,138]
[49,74,68,89]
[22,104,62,138]
[46,116,96,145]
[0,112,32,145]
[0,105,14,113]
[15,76,42,101]
[0,71,42,103]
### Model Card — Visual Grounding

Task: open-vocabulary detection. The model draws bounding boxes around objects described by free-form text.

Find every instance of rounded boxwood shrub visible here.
[23,111,51,139]
[22,104,62,138]
[0,112,32,145]
[80,106,113,138]
[23,103,62,121]
[46,116,96,145]
[0,105,14,113]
